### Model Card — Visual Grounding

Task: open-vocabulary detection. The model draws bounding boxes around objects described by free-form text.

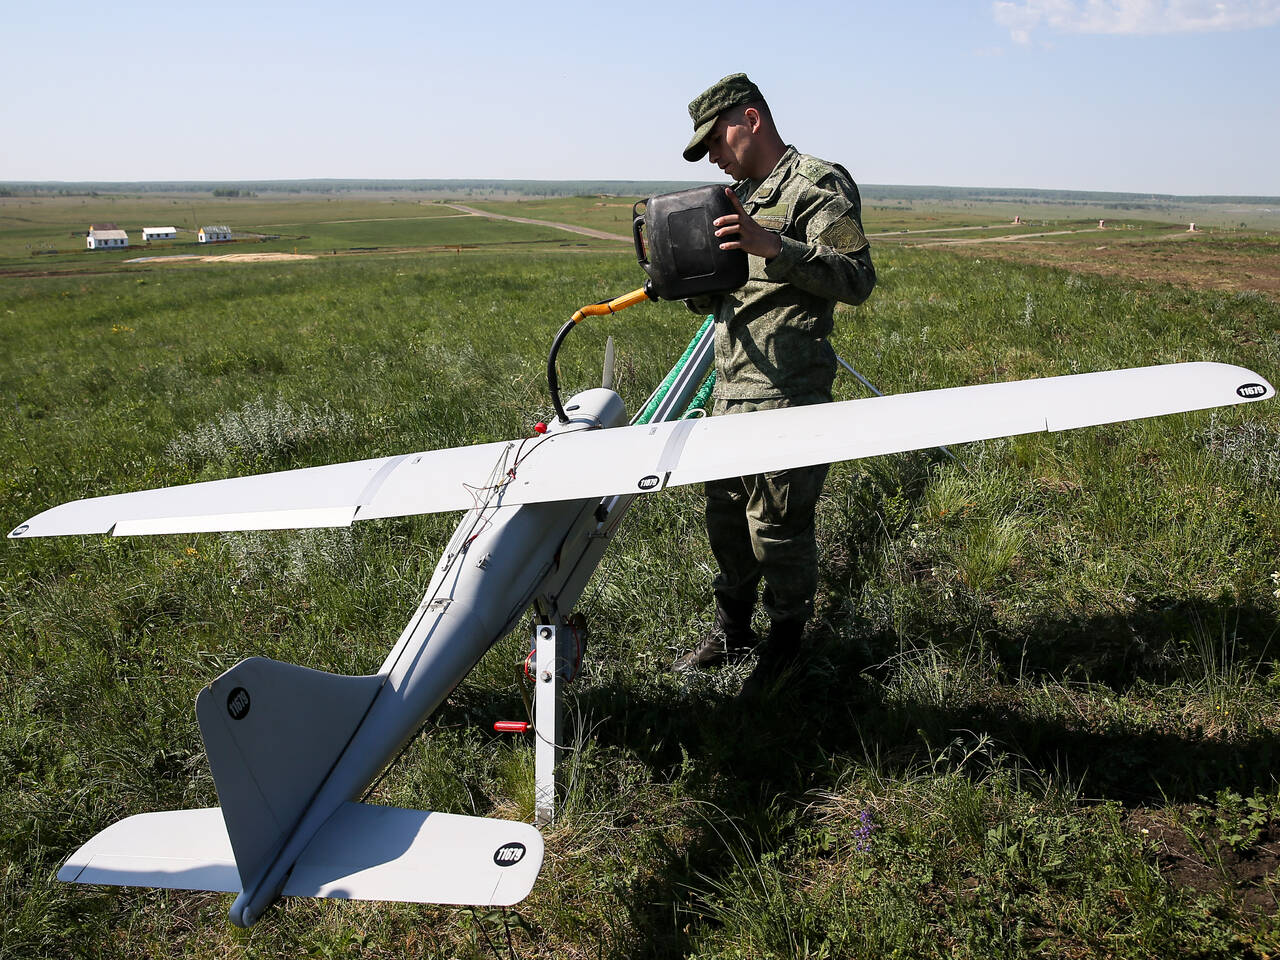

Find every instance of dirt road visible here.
[873,226,1108,247]
[442,203,631,242]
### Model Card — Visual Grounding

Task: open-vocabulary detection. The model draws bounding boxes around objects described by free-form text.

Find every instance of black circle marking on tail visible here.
[493,842,526,867]
[227,687,251,720]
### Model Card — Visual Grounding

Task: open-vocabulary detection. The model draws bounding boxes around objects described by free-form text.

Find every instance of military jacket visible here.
[691,146,876,400]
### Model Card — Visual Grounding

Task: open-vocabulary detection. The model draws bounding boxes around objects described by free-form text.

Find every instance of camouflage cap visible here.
[683,73,763,162]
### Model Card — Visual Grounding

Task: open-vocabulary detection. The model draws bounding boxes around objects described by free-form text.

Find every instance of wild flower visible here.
[221,528,358,588]
[1020,293,1034,327]
[1234,289,1270,307]
[1203,414,1280,485]
[165,395,356,467]
[854,807,876,852]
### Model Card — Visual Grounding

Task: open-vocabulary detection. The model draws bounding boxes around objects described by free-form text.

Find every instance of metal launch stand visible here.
[522,317,717,826]
[533,623,561,826]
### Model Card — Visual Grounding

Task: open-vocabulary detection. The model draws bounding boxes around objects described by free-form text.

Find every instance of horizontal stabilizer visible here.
[284,802,544,905]
[58,808,240,892]
[59,804,544,907]
[12,363,1273,539]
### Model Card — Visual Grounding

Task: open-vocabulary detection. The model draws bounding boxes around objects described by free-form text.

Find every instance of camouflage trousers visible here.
[705,395,831,625]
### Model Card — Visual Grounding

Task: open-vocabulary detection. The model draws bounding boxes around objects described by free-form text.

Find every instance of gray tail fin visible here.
[196,657,382,890]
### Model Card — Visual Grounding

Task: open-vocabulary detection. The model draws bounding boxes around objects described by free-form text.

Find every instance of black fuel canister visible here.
[633,185,748,301]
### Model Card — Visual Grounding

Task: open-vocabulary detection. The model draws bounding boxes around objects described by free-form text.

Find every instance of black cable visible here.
[546,319,577,423]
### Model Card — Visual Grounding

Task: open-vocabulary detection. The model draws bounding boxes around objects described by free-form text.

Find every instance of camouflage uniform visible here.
[692,146,876,626]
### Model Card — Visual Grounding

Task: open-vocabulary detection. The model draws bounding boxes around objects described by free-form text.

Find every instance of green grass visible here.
[291,215,581,250]
[465,197,640,235]
[2,214,1280,958]
[871,217,1194,242]
[862,196,1280,233]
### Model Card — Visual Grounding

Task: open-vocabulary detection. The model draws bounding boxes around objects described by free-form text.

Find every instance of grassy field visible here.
[0,195,447,257]
[464,197,638,235]
[862,193,1280,233]
[2,193,1280,958]
[0,195,617,268]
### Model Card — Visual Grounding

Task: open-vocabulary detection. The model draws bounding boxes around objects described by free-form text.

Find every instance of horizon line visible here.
[1,179,1276,203]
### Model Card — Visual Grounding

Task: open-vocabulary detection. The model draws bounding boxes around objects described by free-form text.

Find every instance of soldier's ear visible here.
[742,107,762,134]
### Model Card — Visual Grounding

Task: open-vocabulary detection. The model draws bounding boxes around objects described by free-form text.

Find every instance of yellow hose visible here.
[570,286,650,324]
[549,286,653,422]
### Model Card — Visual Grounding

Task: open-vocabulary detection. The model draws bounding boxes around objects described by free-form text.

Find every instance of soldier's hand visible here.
[714,188,783,260]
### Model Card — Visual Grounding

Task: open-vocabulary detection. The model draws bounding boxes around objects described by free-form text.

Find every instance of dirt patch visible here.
[198,253,317,263]
[971,235,1280,298]
[1127,808,1280,915]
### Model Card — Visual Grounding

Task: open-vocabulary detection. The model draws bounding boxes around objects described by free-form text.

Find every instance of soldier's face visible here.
[704,113,755,180]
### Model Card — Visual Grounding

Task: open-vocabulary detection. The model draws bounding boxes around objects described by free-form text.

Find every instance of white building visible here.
[87,226,129,250]
[142,226,177,241]
[198,225,232,243]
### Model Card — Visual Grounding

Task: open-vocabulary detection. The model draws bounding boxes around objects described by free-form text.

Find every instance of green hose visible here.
[681,371,716,418]
[635,315,715,425]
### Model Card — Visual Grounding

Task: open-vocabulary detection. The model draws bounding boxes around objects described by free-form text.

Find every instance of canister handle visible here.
[631,199,650,270]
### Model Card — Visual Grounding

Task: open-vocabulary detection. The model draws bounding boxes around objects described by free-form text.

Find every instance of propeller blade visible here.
[602,336,615,391]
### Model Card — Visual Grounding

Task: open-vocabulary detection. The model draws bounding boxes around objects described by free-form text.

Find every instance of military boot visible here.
[739,617,807,698]
[673,595,758,672]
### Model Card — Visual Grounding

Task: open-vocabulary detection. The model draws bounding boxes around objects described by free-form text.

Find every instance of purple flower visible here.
[854,808,876,852]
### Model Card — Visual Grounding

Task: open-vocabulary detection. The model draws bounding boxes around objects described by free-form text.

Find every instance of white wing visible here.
[10,441,516,538]
[11,362,1272,540]
[59,803,544,907]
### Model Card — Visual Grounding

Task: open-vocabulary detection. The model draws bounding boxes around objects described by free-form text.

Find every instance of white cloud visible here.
[993,0,1280,43]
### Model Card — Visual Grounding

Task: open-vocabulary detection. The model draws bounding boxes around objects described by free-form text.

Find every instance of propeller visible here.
[602,336,615,390]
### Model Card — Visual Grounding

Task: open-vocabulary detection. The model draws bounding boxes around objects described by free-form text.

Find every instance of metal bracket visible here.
[533,624,560,826]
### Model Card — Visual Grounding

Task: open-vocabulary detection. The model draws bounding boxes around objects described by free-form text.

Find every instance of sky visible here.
[3,0,1278,195]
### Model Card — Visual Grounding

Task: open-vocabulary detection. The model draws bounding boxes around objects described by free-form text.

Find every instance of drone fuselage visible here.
[224,388,627,925]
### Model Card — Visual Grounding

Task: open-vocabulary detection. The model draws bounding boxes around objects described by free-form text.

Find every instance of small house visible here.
[87,227,129,250]
[198,225,232,243]
[142,226,177,241]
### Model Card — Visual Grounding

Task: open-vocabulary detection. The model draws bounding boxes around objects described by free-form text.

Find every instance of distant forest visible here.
[858,184,1280,207]
[0,180,703,199]
[0,179,1275,206]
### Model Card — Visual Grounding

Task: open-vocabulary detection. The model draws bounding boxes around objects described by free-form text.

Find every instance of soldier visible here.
[672,73,876,686]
